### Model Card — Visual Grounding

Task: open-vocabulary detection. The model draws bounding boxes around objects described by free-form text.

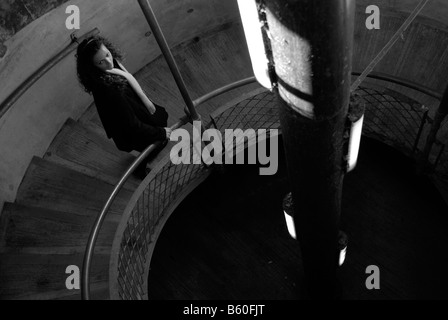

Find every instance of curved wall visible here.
[354,1,448,107]
[0,0,240,210]
[1,0,448,211]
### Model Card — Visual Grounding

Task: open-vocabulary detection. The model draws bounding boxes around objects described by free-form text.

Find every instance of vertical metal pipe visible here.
[420,85,448,168]
[263,0,355,298]
[433,142,445,169]
[137,0,200,121]
[412,110,428,156]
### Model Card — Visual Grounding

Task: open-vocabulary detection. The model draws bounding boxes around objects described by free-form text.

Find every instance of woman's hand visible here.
[164,128,172,140]
[105,68,130,78]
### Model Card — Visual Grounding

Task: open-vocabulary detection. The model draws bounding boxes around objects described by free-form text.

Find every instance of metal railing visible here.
[81,115,190,299]
[1,0,443,298]
[210,89,280,133]
[433,140,447,176]
[82,0,268,299]
[81,77,257,299]
[0,28,100,119]
[109,87,281,300]
[82,72,446,299]
[355,86,429,156]
[352,72,448,175]
[351,71,442,100]
[110,143,211,299]
[137,0,200,121]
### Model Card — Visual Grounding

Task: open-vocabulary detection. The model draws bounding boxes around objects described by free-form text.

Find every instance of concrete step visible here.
[0,202,117,254]
[79,102,103,128]
[44,118,140,189]
[51,282,110,300]
[78,103,109,140]
[0,23,259,301]
[16,157,132,223]
[0,252,109,300]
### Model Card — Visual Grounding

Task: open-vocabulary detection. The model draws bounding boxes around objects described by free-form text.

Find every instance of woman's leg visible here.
[133,137,169,179]
[133,105,169,179]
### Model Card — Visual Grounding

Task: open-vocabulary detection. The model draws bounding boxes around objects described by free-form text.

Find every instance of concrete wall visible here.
[1,0,448,212]
[357,0,448,27]
[353,3,448,106]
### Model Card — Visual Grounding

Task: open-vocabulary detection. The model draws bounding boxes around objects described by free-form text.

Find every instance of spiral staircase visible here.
[1,9,448,300]
[0,23,260,300]
[1,73,446,299]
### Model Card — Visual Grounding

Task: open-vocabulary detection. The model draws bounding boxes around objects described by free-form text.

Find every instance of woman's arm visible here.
[106,67,156,115]
[104,88,171,141]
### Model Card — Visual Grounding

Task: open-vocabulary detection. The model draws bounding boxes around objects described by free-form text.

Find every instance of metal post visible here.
[263,0,355,298]
[137,0,200,121]
[420,85,448,169]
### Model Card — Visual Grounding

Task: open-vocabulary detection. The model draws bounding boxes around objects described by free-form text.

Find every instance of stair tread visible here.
[44,118,140,189]
[0,203,117,253]
[16,157,132,220]
[51,282,110,300]
[0,252,109,300]
[78,108,110,141]
[0,23,261,301]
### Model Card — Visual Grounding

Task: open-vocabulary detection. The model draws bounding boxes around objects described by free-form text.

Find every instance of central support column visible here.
[263,0,355,298]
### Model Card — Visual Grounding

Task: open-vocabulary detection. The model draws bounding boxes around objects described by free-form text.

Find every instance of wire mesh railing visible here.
[110,152,210,299]
[210,90,280,133]
[82,77,258,300]
[109,88,284,300]
[355,86,429,157]
[108,83,443,299]
[80,71,448,300]
[432,116,448,178]
[434,140,448,178]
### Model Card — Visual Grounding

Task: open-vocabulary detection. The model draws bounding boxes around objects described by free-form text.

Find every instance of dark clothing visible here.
[92,61,168,153]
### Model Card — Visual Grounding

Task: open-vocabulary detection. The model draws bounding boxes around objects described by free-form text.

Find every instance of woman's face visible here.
[92,44,114,72]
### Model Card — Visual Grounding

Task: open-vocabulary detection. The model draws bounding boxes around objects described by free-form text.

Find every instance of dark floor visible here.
[147,137,448,300]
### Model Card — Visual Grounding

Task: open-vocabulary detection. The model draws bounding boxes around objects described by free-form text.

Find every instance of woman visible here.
[76,35,171,179]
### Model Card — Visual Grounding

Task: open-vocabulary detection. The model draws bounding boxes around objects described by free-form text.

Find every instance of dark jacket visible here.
[92,61,168,152]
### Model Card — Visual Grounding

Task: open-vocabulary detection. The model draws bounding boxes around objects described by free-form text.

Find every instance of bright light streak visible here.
[237,0,271,89]
[283,210,297,240]
[347,114,364,172]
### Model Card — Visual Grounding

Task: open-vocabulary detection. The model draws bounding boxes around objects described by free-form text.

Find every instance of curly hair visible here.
[76,35,128,94]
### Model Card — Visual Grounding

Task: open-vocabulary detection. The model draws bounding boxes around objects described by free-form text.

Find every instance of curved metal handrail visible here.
[110,82,448,300]
[109,132,213,300]
[81,115,189,300]
[82,71,444,299]
[192,77,257,106]
[352,71,442,100]
[81,77,257,299]
[111,83,433,300]
[109,87,277,300]
[3,10,443,297]
[0,28,100,119]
